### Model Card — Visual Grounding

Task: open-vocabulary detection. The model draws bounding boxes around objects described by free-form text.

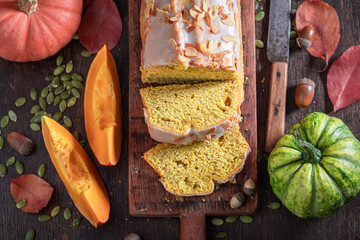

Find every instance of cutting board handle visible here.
[180,213,206,240]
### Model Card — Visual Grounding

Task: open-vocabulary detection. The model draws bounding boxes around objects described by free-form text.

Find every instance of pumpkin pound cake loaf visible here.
[141,0,243,83]
[143,125,250,196]
[140,80,243,144]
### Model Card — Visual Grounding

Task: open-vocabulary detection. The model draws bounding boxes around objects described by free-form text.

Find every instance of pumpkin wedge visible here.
[84,45,122,166]
[41,116,110,227]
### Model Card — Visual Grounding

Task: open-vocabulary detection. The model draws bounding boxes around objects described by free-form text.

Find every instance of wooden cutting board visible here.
[128,0,257,239]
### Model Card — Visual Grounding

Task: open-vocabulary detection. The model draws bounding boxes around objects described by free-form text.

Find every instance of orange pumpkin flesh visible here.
[0,0,82,62]
[41,116,110,227]
[84,45,122,166]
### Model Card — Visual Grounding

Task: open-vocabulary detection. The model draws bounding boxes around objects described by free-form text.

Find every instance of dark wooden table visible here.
[0,0,359,239]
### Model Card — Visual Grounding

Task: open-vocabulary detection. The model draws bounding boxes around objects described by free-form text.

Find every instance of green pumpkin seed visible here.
[255,1,259,10]
[240,215,253,223]
[47,113,52,118]
[61,74,72,82]
[51,206,61,217]
[215,231,228,239]
[81,50,92,57]
[25,229,35,240]
[56,55,64,66]
[71,80,84,89]
[71,73,83,81]
[66,61,74,73]
[16,198,27,209]
[211,218,224,226]
[45,75,53,81]
[38,164,46,178]
[8,110,17,122]
[79,140,86,148]
[46,92,54,105]
[15,97,27,107]
[255,39,264,48]
[268,202,281,210]
[73,33,79,40]
[15,161,24,175]
[38,215,52,222]
[30,123,41,132]
[290,31,297,39]
[73,216,82,227]
[0,164,6,177]
[260,6,263,10]
[39,97,47,110]
[71,88,80,98]
[30,105,41,114]
[72,131,79,140]
[59,100,67,112]
[52,76,60,88]
[291,8,296,14]
[66,85,73,91]
[64,208,72,220]
[291,18,296,27]
[54,65,65,76]
[225,215,239,223]
[6,156,16,167]
[53,112,63,122]
[35,111,47,116]
[1,115,9,128]
[67,97,77,107]
[61,90,70,100]
[0,136,4,149]
[290,39,295,48]
[30,88,38,101]
[255,11,265,21]
[55,85,65,95]
[63,116,73,128]
[48,83,53,91]
[54,96,62,106]
[41,87,49,98]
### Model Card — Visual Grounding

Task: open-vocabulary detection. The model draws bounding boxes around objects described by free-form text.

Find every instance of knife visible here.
[265,0,291,152]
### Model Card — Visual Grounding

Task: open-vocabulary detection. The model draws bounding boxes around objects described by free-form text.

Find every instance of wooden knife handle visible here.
[265,62,288,152]
[180,213,206,240]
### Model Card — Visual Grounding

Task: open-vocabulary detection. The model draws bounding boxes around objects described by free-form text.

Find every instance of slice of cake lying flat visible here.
[143,125,250,196]
[140,79,243,144]
[141,0,243,84]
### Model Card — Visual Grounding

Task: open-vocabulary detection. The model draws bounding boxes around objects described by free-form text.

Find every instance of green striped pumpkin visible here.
[268,112,360,218]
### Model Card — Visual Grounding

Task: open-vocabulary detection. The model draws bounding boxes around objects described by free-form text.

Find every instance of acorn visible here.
[243,179,256,196]
[295,78,315,108]
[296,25,315,49]
[230,192,246,209]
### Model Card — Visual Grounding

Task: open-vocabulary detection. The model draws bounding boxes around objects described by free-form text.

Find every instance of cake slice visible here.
[143,125,250,196]
[141,0,243,84]
[140,79,243,144]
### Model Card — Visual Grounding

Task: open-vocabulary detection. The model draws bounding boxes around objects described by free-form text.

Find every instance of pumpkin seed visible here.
[54,65,65,76]
[16,198,27,209]
[30,123,41,132]
[71,80,84,89]
[290,30,297,39]
[290,39,295,48]
[79,140,86,148]
[73,216,82,227]
[46,92,54,105]
[59,100,67,112]
[47,113,52,118]
[255,11,265,21]
[30,88,38,101]
[255,1,259,10]
[0,136,4,149]
[211,218,224,226]
[64,208,72,220]
[71,88,80,98]
[39,97,47,110]
[41,87,49,98]
[48,83,53,91]
[240,215,253,223]
[72,131,79,140]
[51,206,61,217]
[63,116,73,128]
[25,229,35,240]
[291,8,296,14]
[56,55,64,66]
[35,111,47,116]
[52,76,60,88]
[15,161,24,175]
[38,215,52,222]
[255,39,264,48]
[215,231,228,239]
[66,85,73,91]
[54,85,65,95]
[66,61,74,73]
[61,90,70,100]
[1,115,9,128]
[53,112,63,122]
[6,156,16,167]
[67,97,77,107]
[61,74,72,81]
[260,6,263,10]
[30,105,41,114]
[45,75,53,81]
[54,96,62,106]
[71,73,83,81]
[291,18,296,27]
[15,97,27,107]
[8,110,17,122]
[81,50,92,57]
[38,164,46,178]
[225,215,239,223]
[268,202,281,210]
[0,164,6,177]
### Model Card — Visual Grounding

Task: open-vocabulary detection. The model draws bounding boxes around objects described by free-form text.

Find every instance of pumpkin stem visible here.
[299,140,322,164]
[18,0,38,15]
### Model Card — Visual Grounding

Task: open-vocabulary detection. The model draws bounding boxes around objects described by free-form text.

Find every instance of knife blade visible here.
[265,0,291,152]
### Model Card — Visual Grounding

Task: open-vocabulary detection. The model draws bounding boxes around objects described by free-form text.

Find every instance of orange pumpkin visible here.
[0,0,83,62]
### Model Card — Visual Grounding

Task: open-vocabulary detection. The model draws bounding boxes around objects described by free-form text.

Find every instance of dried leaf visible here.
[9,174,54,213]
[296,0,340,70]
[78,0,122,54]
[327,45,360,113]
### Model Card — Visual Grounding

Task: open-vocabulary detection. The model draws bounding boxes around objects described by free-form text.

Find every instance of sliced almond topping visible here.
[222,57,231,68]
[185,43,198,48]
[234,56,239,70]
[234,40,239,52]
[213,50,231,61]
[218,42,222,48]
[208,39,218,54]
[170,12,182,22]
[157,8,168,14]
[163,4,170,12]
[183,8,189,21]
[218,6,224,15]
[168,38,177,49]
[164,15,170,23]
[190,8,199,18]
[187,25,196,33]
[201,0,209,12]
[221,13,235,26]
[222,35,236,43]
[185,47,198,57]
[193,5,203,13]
[199,41,210,56]
[227,0,234,11]
[150,8,157,17]
[157,17,161,22]
[193,57,204,66]
[205,12,212,27]
[178,55,191,63]
[197,11,205,24]
[210,27,219,34]
[210,6,219,18]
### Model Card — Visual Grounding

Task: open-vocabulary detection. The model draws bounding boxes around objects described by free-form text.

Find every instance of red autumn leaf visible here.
[327,45,360,113]
[9,174,54,213]
[78,0,122,54]
[83,0,94,8]
[296,0,340,70]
